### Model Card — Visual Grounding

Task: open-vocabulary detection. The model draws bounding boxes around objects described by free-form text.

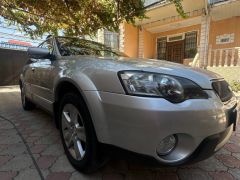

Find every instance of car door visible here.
[31,38,55,112]
[22,59,36,100]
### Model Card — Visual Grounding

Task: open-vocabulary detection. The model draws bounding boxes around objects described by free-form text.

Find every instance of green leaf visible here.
[0,0,186,37]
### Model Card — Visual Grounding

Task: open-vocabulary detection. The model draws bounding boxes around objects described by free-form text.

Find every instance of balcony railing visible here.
[145,0,230,8]
[207,47,240,67]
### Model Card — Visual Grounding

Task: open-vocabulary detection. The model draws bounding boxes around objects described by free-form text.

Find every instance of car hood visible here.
[62,56,223,91]
[114,57,221,80]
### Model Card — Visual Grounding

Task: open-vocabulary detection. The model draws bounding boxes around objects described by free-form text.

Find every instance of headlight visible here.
[119,71,208,103]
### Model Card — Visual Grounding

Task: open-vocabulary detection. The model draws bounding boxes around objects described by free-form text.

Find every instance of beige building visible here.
[118,0,240,68]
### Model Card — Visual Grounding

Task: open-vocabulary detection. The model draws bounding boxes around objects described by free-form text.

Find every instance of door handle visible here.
[31,68,35,72]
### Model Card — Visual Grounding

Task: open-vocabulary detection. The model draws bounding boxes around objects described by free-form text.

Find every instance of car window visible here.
[56,37,127,58]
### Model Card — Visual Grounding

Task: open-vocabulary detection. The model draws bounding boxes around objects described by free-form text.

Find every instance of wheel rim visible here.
[61,104,86,160]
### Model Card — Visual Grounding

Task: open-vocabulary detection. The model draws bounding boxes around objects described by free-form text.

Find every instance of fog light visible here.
[156,135,177,156]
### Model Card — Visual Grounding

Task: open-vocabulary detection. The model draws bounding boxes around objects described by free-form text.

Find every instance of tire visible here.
[20,83,35,111]
[59,93,104,173]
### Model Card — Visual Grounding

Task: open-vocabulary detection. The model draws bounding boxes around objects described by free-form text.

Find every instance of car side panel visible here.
[21,64,34,100]
[31,59,56,112]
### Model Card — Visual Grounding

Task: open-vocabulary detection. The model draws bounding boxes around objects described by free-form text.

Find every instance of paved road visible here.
[0,86,239,180]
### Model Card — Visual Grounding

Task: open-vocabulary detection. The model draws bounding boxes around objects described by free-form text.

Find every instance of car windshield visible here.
[56,37,127,57]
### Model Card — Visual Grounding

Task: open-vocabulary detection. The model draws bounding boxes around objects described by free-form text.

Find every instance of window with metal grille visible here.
[104,31,119,50]
[157,37,167,60]
[184,31,197,58]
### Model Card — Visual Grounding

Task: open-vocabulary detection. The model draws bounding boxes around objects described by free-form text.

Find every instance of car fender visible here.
[53,74,109,142]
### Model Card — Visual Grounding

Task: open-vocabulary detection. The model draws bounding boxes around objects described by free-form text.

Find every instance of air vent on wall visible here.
[167,34,185,42]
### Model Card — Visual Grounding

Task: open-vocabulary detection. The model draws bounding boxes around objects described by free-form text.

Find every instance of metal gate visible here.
[0,48,28,86]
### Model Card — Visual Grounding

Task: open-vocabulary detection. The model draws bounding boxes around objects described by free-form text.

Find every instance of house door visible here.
[166,41,184,64]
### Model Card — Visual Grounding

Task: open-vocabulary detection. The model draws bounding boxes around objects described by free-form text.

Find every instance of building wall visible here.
[143,29,155,59]
[123,17,240,62]
[123,23,201,59]
[209,16,240,49]
[123,23,139,58]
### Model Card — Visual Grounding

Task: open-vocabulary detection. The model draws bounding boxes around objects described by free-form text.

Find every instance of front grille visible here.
[212,80,233,102]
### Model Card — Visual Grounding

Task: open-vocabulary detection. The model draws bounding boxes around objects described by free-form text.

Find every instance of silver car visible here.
[20,36,239,173]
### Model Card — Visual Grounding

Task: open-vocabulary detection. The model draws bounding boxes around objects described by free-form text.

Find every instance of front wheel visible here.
[20,83,35,111]
[59,93,104,173]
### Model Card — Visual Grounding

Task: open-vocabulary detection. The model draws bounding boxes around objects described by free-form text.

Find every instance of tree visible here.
[0,0,185,37]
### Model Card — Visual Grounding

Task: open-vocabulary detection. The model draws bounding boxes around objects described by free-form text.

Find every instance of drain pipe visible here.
[202,0,211,69]
[205,0,210,15]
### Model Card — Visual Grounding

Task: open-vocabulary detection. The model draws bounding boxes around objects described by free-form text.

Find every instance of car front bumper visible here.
[84,90,239,164]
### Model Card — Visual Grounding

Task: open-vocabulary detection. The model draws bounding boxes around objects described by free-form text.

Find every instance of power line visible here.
[0,21,46,41]
[0,42,30,50]
[0,36,41,44]
[0,36,41,45]
[0,19,19,27]
[0,25,19,31]
[0,31,43,41]
[0,33,42,43]
[1,4,57,21]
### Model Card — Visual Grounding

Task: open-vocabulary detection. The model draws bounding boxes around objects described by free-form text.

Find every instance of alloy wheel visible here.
[61,104,86,160]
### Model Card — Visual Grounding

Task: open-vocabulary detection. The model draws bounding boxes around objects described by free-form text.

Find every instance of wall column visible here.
[138,28,144,58]
[119,24,125,52]
[199,15,211,68]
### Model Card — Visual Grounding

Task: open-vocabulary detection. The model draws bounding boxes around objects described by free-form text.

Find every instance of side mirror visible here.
[28,47,51,59]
